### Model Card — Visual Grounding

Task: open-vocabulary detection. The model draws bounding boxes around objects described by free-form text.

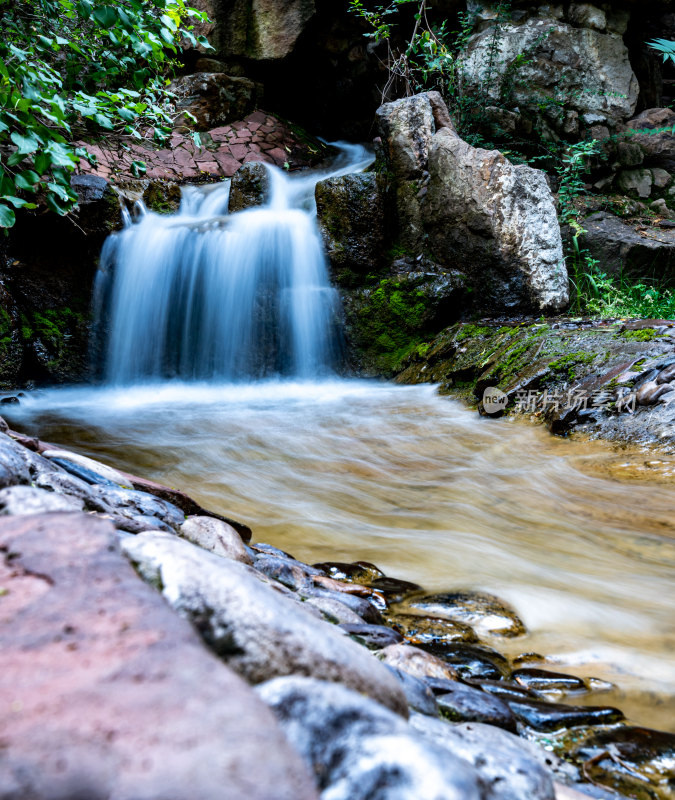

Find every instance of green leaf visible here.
[10,131,40,154]
[0,204,15,228]
[130,160,147,177]
[2,195,32,208]
[15,171,40,190]
[92,5,118,27]
[93,112,114,130]
[34,152,52,174]
[8,152,26,167]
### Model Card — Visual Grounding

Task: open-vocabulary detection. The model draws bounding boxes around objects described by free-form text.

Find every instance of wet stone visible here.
[505,697,624,733]
[312,560,385,584]
[433,682,518,732]
[420,642,511,681]
[405,590,526,638]
[367,576,423,603]
[573,727,675,800]
[469,679,540,701]
[255,554,313,591]
[378,643,459,682]
[512,668,588,696]
[341,623,404,650]
[303,587,384,625]
[384,666,439,717]
[389,613,478,645]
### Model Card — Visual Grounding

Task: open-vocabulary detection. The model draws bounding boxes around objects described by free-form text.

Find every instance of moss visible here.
[618,328,660,342]
[548,351,597,380]
[455,324,494,341]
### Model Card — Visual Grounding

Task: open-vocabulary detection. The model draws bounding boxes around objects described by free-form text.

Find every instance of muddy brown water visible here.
[6,380,675,732]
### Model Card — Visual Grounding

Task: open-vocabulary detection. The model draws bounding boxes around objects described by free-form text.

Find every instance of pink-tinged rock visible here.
[249,122,262,132]
[231,137,247,145]
[268,147,288,164]
[259,142,275,151]
[214,152,243,177]
[249,143,261,153]
[232,120,248,131]
[0,513,318,800]
[199,161,221,175]
[244,153,273,164]
[247,110,268,124]
[209,125,233,140]
[174,147,196,167]
[238,130,252,140]
[229,143,248,161]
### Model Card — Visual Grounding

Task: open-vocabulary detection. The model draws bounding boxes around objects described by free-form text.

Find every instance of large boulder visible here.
[0,513,318,800]
[171,72,258,130]
[122,531,409,715]
[315,173,387,283]
[580,211,675,282]
[229,161,271,212]
[624,108,675,172]
[460,15,639,137]
[376,92,567,313]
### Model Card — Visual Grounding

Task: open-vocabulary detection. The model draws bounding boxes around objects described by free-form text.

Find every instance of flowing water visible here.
[6,147,674,733]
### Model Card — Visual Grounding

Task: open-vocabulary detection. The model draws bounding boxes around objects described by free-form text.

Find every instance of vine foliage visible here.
[0,0,210,228]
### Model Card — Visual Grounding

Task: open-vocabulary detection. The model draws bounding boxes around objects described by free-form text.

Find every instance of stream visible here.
[5,379,675,732]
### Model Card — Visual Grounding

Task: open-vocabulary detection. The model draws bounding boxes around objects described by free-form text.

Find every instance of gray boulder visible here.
[122,532,408,715]
[624,108,675,172]
[0,433,31,489]
[580,212,675,282]
[180,515,252,564]
[0,485,85,515]
[460,17,638,135]
[410,714,560,800]
[257,676,481,800]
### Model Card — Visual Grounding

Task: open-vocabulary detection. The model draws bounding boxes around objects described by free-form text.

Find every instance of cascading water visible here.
[95,144,372,384]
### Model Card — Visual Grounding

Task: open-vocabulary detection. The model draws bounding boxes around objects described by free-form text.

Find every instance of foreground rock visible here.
[121,531,408,715]
[257,677,482,800]
[0,513,318,800]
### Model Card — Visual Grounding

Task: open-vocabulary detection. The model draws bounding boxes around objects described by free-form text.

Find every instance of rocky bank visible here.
[0,420,674,799]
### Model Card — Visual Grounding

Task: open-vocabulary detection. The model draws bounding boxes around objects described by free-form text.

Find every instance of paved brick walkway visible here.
[79,110,322,182]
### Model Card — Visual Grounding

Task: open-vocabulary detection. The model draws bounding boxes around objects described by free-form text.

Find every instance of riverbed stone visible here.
[378,642,459,681]
[422,642,511,681]
[0,432,31,488]
[0,513,319,800]
[504,696,624,732]
[389,612,478,645]
[180,514,252,564]
[257,676,482,800]
[573,726,675,800]
[512,668,588,695]
[122,531,408,715]
[91,484,185,532]
[41,448,129,486]
[410,714,558,800]
[404,590,526,638]
[312,560,385,584]
[384,666,440,717]
[304,594,367,625]
[340,622,404,649]
[304,586,385,624]
[0,484,85,515]
[432,681,517,732]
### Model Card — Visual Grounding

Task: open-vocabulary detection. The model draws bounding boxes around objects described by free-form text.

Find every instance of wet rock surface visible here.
[0,423,672,800]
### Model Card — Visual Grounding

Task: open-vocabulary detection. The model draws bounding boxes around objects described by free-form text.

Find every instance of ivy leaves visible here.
[0,0,211,228]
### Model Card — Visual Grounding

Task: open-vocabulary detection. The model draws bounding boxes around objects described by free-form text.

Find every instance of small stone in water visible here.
[435,682,518,732]
[420,642,511,681]
[312,560,385,584]
[389,612,478,645]
[340,623,404,650]
[512,668,588,695]
[504,697,624,733]
[406,590,527,638]
[367,576,423,603]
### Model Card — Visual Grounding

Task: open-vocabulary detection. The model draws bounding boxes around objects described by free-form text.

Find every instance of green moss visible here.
[548,351,596,380]
[618,328,660,341]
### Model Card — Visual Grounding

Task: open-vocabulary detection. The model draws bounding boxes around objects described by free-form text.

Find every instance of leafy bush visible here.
[647,38,675,64]
[0,0,210,228]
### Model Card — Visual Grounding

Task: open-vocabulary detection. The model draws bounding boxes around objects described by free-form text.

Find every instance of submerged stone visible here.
[312,560,385,584]
[420,642,511,681]
[505,697,624,733]
[367,576,423,603]
[389,612,478,645]
[574,727,675,800]
[405,590,527,638]
[512,668,588,696]
[433,682,518,732]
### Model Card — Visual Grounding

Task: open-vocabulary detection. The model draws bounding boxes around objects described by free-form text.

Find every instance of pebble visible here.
[504,696,624,732]
[420,642,511,681]
[389,612,478,645]
[304,587,384,624]
[378,643,459,681]
[340,623,404,649]
[313,560,385,583]
[41,448,128,486]
[657,363,675,383]
[636,380,673,406]
[367,576,423,603]
[181,515,253,565]
[383,665,440,717]
[433,681,518,732]
[512,668,588,695]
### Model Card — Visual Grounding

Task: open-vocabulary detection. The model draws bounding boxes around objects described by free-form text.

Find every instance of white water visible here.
[95,144,372,383]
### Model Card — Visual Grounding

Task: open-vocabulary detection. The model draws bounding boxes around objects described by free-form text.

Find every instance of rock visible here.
[573,727,675,800]
[70,173,110,204]
[303,594,366,625]
[616,141,644,167]
[257,676,482,800]
[567,4,606,32]
[580,212,675,282]
[312,560,385,584]
[433,681,517,732]
[170,72,257,130]
[424,126,567,313]
[180,515,252,564]
[512,668,588,695]
[410,714,558,800]
[389,612,478,645]
[315,173,386,282]
[92,485,185,532]
[384,666,440,717]
[652,199,675,220]
[652,169,672,189]
[657,363,675,383]
[0,485,84,515]
[0,513,318,800]
[304,586,384,624]
[378,643,459,682]
[461,17,638,134]
[636,380,673,406]
[368,576,422,603]
[504,696,624,732]
[472,679,540,702]
[228,161,271,212]
[405,590,526,638]
[625,108,675,172]
[41,448,128,486]
[340,623,404,649]
[616,168,653,198]
[122,532,408,715]
[0,433,31,489]
[210,0,316,61]
[421,642,511,681]
[255,553,314,591]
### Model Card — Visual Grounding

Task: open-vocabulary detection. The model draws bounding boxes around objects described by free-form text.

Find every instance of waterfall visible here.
[95,144,372,384]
